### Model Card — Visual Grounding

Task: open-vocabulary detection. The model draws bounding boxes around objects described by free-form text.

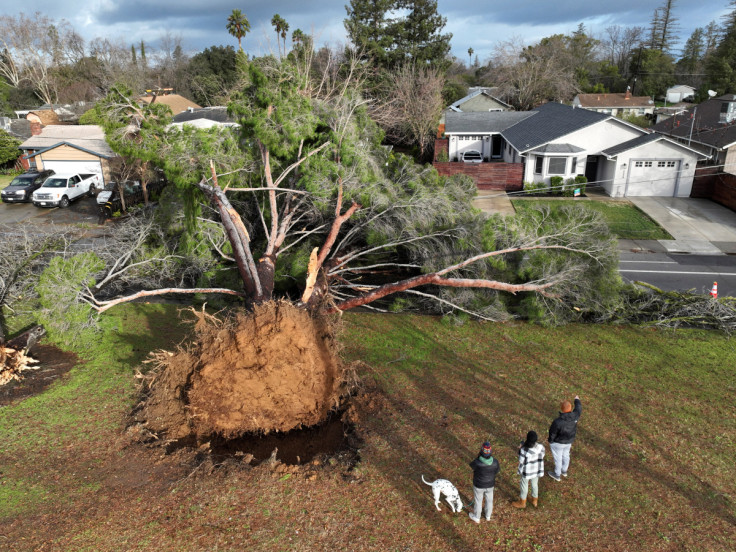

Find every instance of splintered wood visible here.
[0,346,40,386]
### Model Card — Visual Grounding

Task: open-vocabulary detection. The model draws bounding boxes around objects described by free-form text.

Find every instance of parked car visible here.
[1,170,55,203]
[96,181,141,205]
[461,150,483,163]
[32,172,103,208]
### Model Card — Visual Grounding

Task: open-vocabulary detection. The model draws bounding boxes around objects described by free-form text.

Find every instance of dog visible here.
[421,475,463,513]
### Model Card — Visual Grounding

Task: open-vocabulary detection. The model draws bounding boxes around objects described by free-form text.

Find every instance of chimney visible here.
[30,121,42,136]
[625,86,631,100]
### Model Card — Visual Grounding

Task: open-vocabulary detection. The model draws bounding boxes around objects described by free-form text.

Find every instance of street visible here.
[619,251,736,296]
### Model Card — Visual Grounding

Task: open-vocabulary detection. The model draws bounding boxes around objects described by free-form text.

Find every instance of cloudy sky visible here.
[13,0,734,62]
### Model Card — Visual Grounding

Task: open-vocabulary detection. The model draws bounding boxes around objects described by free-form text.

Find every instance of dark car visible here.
[1,170,55,203]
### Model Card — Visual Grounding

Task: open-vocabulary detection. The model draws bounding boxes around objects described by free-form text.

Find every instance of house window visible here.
[658,161,666,167]
[666,161,676,167]
[534,156,543,174]
[635,161,643,167]
[644,161,652,167]
[547,157,567,175]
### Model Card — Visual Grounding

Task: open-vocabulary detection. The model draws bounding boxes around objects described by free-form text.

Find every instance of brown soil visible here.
[134,301,349,442]
[0,344,78,405]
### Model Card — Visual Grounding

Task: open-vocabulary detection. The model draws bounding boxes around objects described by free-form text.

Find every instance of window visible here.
[547,157,567,175]
[635,161,643,167]
[666,161,676,167]
[644,161,652,167]
[658,161,666,167]
[534,156,543,174]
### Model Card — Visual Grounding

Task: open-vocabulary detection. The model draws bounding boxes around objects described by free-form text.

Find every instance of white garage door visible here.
[42,160,104,184]
[625,159,680,197]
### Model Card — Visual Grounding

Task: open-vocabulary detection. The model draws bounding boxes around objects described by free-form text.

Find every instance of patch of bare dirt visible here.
[0,344,79,405]
[133,301,352,443]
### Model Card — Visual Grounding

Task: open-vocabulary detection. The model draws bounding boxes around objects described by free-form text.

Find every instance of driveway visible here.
[0,196,103,226]
[628,197,736,254]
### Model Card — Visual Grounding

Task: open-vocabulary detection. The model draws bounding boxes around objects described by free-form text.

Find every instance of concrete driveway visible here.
[628,197,736,254]
[0,196,103,226]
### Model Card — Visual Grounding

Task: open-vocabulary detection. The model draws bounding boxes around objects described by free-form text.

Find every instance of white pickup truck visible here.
[32,173,103,208]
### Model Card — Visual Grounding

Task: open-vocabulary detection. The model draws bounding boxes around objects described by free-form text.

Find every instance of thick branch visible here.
[90,288,245,313]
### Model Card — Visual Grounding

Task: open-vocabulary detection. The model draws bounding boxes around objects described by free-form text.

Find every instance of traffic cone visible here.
[710,281,718,299]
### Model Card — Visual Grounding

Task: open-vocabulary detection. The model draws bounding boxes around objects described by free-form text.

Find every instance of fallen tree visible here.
[39,50,620,439]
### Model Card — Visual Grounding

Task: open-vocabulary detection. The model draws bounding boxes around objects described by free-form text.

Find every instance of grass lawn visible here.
[0,175,13,201]
[512,199,673,240]
[1,305,735,551]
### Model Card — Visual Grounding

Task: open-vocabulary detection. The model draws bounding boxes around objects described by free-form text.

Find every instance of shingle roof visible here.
[444,111,534,133]
[600,133,661,157]
[449,87,511,110]
[651,98,736,149]
[139,93,201,114]
[172,107,234,124]
[502,102,609,153]
[528,143,584,154]
[575,93,654,108]
[18,125,114,157]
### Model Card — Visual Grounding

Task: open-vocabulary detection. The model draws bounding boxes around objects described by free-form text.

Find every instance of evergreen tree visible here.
[345,0,451,69]
[677,27,705,85]
[649,0,680,54]
[131,44,137,65]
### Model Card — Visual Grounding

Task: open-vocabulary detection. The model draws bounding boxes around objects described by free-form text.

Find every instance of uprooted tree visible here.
[39,51,621,439]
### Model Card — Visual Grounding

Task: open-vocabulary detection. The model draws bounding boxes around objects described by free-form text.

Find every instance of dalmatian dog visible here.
[421,475,463,513]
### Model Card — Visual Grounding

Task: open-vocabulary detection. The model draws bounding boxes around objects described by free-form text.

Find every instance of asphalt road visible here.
[619,251,736,297]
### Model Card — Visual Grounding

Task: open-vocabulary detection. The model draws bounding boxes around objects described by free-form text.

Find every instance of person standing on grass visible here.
[548,395,582,481]
[468,441,500,523]
[512,430,545,509]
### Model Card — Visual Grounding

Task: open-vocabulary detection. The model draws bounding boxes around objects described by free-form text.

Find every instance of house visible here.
[170,107,239,130]
[572,90,655,118]
[439,87,513,135]
[665,85,696,104]
[434,102,705,197]
[139,90,201,115]
[18,125,116,184]
[651,95,736,175]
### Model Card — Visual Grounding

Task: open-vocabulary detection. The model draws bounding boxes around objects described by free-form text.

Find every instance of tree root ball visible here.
[134,301,349,440]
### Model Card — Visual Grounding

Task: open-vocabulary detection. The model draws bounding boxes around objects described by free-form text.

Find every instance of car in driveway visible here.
[32,172,102,208]
[461,150,483,163]
[1,170,55,203]
[96,180,141,205]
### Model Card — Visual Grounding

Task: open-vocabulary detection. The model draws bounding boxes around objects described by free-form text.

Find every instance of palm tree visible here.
[226,9,251,51]
[467,47,474,67]
[271,14,288,57]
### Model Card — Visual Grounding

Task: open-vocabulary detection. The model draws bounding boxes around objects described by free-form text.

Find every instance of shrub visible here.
[523,180,546,195]
[549,176,564,193]
[562,178,576,197]
[435,149,449,162]
[574,174,587,195]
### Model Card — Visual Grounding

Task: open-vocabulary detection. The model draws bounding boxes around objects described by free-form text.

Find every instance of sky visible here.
[5,0,733,63]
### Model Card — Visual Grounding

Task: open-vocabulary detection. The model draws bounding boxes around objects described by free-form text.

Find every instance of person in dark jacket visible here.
[468,441,500,523]
[547,395,582,481]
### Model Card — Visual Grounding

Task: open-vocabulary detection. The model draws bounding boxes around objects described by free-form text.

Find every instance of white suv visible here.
[461,150,483,163]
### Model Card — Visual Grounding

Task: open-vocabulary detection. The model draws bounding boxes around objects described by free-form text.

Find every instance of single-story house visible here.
[572,90,655,118]
[170,107,239,130]
[139,91,201,115]
[651,94,736,175]
[665,85,696,104]
[18,125,116,184]
[435,102,706,197]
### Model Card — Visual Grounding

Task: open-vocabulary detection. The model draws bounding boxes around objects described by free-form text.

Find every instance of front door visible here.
[585,156,598,182]
[491,135,503,159]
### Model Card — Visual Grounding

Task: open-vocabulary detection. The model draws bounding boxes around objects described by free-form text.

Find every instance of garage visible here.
[625,159,680,196]
[41,160,104,180]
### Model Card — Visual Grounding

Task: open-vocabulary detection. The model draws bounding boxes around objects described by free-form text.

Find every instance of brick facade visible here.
[433,139,523,190]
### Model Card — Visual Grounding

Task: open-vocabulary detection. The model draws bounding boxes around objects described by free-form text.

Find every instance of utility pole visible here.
[688,107,697,146]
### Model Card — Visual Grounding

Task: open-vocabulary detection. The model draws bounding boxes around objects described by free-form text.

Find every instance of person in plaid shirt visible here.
[511,430,545,509]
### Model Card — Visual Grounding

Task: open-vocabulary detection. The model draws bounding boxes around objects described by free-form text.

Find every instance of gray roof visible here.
[502,102,609,153]
[172,106,234,124]
[444,111,534,134]
[19,125,114,157]
[600,132,707,159]
[528,143,584,154]
[449,87,511,110]
[600,133,661,157]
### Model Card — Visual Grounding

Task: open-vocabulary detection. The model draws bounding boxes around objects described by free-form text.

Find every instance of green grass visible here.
[1,306,735,551]
[0,175,12,188]
[512,198,673,240]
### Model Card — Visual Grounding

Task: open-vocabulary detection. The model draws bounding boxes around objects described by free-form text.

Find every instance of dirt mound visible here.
[134,301,348,441]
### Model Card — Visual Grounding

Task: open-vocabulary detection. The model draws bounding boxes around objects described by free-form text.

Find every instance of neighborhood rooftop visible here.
[18,125,115,157]
[575,93,654,108]
[501,102,609,153]
[652,96,736,149]
[444,111,533,133]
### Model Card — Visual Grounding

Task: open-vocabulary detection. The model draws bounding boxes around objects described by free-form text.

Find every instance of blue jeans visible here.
[550,442,572,477]
[472,486,494,520]
[520,476,539,499]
